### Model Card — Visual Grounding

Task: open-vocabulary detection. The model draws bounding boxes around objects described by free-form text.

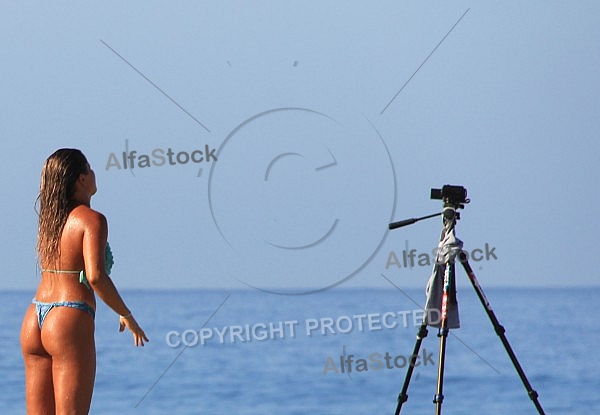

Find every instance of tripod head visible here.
[388,185,470,230]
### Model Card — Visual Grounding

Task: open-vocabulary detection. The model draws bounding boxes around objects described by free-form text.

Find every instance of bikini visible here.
[32,243,114,328]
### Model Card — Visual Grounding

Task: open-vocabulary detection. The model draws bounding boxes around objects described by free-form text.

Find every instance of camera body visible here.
[431,185,469,205]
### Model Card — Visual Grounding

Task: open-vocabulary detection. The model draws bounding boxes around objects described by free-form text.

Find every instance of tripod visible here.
[388,188,545,415]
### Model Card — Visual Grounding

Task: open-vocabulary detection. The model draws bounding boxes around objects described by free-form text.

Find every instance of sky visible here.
[1,1,599,291]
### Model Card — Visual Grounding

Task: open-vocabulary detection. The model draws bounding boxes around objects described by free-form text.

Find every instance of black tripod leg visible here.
[433,261,454,415]
[394,323,429,415]
[434,325,448,415]
[459,254,546,415]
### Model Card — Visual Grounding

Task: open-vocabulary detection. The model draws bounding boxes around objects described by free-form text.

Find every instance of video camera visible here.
[430,185,469,206]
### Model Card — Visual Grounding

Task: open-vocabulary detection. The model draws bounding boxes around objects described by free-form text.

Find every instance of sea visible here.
[1,287,598,414]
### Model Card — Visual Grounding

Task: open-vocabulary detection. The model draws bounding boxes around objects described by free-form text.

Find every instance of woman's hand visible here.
[119,314,149,347]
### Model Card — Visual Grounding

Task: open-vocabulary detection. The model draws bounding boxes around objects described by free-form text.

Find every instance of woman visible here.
[21,148,149,414]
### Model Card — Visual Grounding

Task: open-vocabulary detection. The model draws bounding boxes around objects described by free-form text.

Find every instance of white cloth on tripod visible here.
[424,226,462,329]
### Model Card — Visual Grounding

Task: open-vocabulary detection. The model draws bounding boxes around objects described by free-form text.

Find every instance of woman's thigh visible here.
[42,306,96,415]
[21,305,56,415]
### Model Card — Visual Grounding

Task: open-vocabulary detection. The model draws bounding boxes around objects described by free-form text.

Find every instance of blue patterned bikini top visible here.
[41,243,114,290]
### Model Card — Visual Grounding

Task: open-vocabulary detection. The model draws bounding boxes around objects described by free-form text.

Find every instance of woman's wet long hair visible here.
[37,149,90,267]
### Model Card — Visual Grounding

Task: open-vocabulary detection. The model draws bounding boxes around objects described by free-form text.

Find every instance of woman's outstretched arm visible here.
[82,208,149,346]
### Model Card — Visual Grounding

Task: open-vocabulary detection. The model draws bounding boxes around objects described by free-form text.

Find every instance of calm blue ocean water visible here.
[1,287,598,414]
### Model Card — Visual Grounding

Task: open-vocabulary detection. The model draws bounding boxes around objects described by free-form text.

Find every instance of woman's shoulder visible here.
[70,205,108,228]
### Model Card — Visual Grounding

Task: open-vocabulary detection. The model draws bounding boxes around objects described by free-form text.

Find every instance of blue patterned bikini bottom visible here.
[32,299,95,328]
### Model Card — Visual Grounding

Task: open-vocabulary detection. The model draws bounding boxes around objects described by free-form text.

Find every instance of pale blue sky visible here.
[1,1,599,291]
